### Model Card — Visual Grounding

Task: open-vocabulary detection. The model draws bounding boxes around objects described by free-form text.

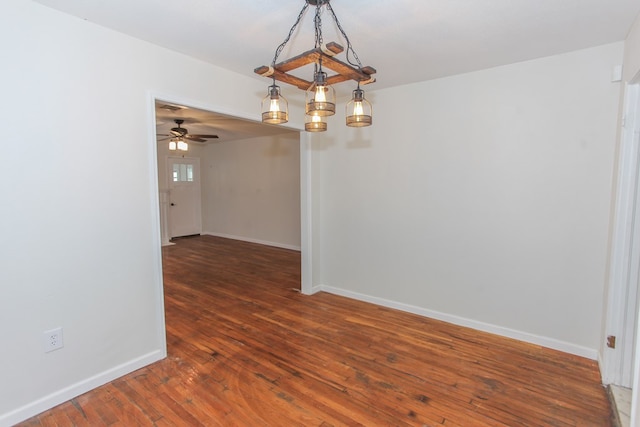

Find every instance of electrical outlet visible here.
[43,327,64,353]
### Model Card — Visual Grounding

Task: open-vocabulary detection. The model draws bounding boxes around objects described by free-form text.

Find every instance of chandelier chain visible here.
[314,2,323,74]
[270,1,364,73]
[314,2,323,49]
[325,2,364,71]
[271,2,309,67]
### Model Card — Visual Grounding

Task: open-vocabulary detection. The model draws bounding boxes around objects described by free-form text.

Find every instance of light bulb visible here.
[270,98,281,112]
[353,101,364,116]
[314,85,327,103]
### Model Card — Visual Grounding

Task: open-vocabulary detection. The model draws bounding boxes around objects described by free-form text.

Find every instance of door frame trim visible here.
[602,75,640,387]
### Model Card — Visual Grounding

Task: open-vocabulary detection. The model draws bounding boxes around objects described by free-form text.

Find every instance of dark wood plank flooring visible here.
[19,235,613,426]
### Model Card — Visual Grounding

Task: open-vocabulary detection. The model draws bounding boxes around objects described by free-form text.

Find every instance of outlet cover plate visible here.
[43,327,64,353]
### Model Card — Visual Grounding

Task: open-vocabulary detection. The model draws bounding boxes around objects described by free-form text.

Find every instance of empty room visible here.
[2,0,640,425]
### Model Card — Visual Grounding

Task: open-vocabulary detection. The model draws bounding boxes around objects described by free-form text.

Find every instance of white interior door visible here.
[167,157,202,239]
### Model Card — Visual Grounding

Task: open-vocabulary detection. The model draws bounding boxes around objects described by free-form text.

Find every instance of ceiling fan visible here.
[158,119,219,143]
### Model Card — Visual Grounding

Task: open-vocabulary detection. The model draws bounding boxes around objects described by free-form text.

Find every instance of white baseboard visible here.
[0,350,165,427]
[202,231,301,251]
[311,284,598,360]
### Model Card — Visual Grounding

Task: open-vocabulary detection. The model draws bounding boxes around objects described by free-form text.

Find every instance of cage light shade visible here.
[346,88,372,127]
[306,71,335,117]
[305,113,328,132]
[169,139,177,151]
[262,84,288,124]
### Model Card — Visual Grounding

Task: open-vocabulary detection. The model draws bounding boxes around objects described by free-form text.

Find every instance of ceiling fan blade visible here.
[157,136,172,141]
[186,137,207,143]
[187,134,219,139]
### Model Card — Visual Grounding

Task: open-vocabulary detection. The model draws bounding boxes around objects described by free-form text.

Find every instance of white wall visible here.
[312,42,623,357]
[0,1,276,425]
[201,133,301,250]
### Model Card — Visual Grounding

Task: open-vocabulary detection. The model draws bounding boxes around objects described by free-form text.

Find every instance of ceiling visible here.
[34,0,640,140]
[155,101,295,146]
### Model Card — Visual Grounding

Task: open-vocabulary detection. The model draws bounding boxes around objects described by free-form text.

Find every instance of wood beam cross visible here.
[255,42,376,90]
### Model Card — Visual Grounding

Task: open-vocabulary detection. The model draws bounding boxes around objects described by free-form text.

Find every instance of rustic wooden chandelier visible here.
[255,0,376,132]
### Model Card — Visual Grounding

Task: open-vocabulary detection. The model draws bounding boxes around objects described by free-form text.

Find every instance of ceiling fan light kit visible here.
[255,0,376,132]
[169,137,189,152]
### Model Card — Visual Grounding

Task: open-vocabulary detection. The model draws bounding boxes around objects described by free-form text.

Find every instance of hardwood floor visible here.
[19,235,613,426]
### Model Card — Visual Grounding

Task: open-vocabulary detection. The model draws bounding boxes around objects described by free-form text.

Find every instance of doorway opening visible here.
[148,95,311,368]
[154,99,303,255]
[153,96,304,267]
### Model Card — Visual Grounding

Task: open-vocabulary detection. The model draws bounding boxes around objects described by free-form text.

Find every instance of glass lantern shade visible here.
[346,88,372,127]
[169,139,177,151]
[261,84,288,124]
[177,138,188,151]
[305,113,328,132]
[305,71,335,117]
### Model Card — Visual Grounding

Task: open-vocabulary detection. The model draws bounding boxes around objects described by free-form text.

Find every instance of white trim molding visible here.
[312,284,598,360]
[602,81,640,386]
[202,231,301,252]
[158,189,172,246]
[299,131,313,296]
